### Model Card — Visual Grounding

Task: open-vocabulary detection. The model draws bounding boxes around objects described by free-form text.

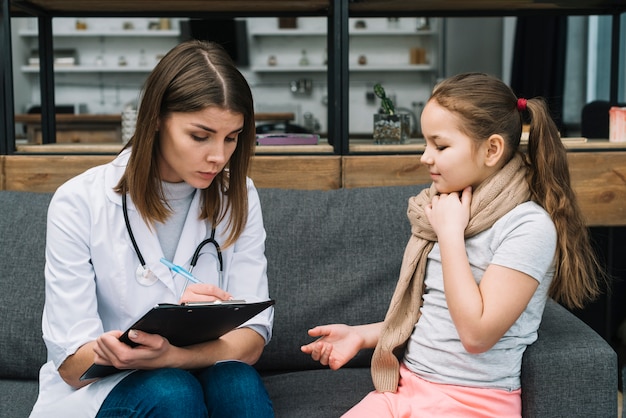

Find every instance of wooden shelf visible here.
[251,64,435,72]
[350,64,434,72]
[15,114,123,144]
[21,65,157,73]
[255,112,295,121]
[15,114,121,124]
[15,112,296,123]
[251,29,327,36]
[10,0,623,16]
[250,28,436,36]
[10,0,331,15]
[15,142,335,155]
[15,113,297,123]
[16,143,124,153]
[16,139,626,156]
[349,138,626,154]
[18,29,180,37]
[251,65,328,73]
[348,0,623,16]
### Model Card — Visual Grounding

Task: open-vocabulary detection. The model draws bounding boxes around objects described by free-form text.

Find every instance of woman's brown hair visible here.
[430,72,604,309]
[115,40,255,248]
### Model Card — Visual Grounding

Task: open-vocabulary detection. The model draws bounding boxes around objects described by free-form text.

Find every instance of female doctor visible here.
[30,40,274,418]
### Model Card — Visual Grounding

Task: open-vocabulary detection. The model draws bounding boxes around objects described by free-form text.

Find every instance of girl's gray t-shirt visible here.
[403,201,557,391]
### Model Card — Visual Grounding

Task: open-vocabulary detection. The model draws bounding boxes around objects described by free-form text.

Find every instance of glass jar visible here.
[121,105,138,144]
[299,50,309,66]
[373,113,410,144]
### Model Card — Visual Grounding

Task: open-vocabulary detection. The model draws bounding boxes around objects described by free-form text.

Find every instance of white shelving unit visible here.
[18,21,181,72]
[12,16,438,134]
[18,29,181,37]
[248,17,438,75]
[251,64,434,73]
[21,66,160,73]
[14,17,182,114]
[246,16,439,134]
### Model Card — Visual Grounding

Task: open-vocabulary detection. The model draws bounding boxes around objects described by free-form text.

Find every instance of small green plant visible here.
[373,83,395,115]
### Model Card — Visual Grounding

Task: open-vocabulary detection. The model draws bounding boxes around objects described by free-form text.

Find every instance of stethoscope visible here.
[122,193,224,289]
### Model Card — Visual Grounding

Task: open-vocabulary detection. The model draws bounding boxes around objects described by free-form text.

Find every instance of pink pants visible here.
[342,365,521,418]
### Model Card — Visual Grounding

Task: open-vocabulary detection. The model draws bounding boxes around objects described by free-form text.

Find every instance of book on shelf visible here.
[256,133,319,146]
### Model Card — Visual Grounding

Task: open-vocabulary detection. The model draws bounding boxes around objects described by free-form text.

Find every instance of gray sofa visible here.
[0,186,619,418]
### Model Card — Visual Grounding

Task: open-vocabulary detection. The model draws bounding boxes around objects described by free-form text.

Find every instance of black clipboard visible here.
[80,299,275,381]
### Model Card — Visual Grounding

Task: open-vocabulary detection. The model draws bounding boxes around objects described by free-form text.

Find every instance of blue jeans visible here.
[96,361,274,418]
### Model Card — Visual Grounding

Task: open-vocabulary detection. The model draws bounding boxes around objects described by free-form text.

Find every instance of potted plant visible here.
[373,83,409,144]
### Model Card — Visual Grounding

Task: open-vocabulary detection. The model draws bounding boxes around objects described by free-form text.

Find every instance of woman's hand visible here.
[93,329,176,371]
[179,283,232,304]
[300,324,364,370]
[426,186,472,238]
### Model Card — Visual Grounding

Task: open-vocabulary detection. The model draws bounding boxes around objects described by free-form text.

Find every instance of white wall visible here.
[443,17,503,78]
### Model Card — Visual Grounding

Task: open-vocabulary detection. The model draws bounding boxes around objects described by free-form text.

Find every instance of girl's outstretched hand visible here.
[300,324,363,370]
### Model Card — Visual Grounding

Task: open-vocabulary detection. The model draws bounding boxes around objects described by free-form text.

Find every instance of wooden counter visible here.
[0,154,341,192]
[349,137,626,153]
[342,151,626,227]
[3,139,626,226]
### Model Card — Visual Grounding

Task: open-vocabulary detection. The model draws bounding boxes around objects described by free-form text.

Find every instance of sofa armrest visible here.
[521,299,617,418]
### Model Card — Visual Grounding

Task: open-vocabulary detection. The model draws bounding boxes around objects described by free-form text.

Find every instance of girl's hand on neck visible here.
[425,186,472,239]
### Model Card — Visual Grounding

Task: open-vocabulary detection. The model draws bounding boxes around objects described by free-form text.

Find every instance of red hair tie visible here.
[517,98,527,112]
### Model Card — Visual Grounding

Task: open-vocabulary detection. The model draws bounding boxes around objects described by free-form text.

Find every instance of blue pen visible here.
[160,258,201,284]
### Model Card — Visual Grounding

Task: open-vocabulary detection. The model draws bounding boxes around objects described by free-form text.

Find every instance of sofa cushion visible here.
[263,368,374,418]
[0,379,39,418]
[521,299,618,417]
[255,185,427,372]
[0,192,50,380]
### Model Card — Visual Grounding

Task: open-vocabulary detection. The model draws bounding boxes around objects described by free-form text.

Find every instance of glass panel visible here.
[348,17,439,152]
[11,17,38,147]
[11,15,332,153]
[245,17,331,152]
[12,16,182,149]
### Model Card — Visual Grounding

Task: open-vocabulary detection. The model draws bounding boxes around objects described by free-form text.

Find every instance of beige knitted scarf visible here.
[370,153,530,392]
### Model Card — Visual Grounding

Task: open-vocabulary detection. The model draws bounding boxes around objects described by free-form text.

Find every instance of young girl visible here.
[301,72,603,417]
[30,40,274,417]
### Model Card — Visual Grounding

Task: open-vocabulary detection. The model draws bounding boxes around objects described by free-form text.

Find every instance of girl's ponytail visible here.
[525,98,604,309]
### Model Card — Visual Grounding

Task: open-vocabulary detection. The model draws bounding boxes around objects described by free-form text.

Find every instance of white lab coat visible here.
[30,150,273,418]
